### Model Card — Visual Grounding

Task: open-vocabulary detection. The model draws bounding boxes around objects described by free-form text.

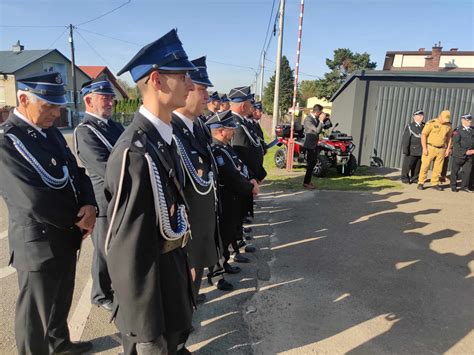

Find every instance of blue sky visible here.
[1,0,473,93]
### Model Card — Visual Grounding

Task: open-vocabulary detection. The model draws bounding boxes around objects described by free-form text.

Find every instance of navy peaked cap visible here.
[205,110,237,129]
[117,29,196,82]
[209,91,220,101]
[228,86,252,102]
[81,74,115,96]
[17,71,67,105]
[190,56,213,87]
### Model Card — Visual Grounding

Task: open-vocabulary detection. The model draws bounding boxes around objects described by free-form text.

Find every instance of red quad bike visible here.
[274,123,357,177]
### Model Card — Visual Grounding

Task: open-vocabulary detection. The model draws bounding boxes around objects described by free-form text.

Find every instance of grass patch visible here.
[262,136,401,192]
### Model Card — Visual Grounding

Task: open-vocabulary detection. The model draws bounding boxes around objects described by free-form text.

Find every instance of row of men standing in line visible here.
[0,28,268,355]
[401,109,474,192]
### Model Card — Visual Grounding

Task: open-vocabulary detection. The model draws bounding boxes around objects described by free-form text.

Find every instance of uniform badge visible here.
[169,204,175,217]
[198,157,203,164]
[183,128,189,135]
[157,141,163,149]
[216,156,225,166]
[51,158,57,166]
[27,128,37,138]
[55,75,62,84]
[134,140,144,148]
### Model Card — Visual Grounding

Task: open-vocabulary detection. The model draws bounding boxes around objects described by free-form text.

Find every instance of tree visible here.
[117,79,140,99]
[299,80,319,102]
[263,56,296,115]
[314,48,376,100]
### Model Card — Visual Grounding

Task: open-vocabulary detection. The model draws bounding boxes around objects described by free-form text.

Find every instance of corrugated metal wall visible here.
[372,86,473,168]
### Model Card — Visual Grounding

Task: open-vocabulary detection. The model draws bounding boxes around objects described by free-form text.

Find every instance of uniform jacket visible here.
[74,113,124,216]
[231,112,267,181]
[401,121,425,156]
[104,112,193,342]
[422,119,452,148]
[452,126,474,159]
[211,138,253,245]
[171,113,220,268]
[0,112,96,271]
[303,114,323,149]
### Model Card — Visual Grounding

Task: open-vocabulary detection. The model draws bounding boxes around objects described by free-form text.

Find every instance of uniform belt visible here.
[161,231,190,254]
[427,143,445,149]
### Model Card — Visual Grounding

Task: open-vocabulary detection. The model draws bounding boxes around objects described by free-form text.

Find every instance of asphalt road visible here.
[0,134,473,353]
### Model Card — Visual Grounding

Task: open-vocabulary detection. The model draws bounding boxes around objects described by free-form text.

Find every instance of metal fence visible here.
[372,85,473,169]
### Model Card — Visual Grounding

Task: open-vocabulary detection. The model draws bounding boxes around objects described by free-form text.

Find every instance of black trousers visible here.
[91,216,113,305]
[193,267,204,299]
[401,155,422,183]
[122,330,190,355]
[304,148,319,184]
[450,156,473,189]
[15,252,76,355]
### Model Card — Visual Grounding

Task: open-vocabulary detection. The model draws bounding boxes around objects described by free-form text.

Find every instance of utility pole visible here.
[287,0,305,171]
[271,0,285,138]
[68,24,78,128]
[259,50,265,101]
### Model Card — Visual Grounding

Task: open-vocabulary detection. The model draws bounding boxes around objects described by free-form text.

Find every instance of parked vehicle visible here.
[274,123,357,177]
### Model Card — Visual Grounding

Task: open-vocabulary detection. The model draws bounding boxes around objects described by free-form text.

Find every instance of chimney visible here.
[12,40,24,54]
[418,48,425,52]
[450,48,458,52]
[424,42,442,71]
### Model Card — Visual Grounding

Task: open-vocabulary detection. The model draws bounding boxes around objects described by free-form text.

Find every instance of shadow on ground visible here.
[244,189,473,354]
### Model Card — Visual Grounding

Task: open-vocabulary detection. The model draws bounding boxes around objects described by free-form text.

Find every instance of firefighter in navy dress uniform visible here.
[219,94,230,111]
[450,114,474,192]
[74,75,124,311]
[171,56,234,296]
[104,29,196,354]
[0,72,96,355]
[207,111,260,272]
[229,86,267,182]
[401,110,425,184]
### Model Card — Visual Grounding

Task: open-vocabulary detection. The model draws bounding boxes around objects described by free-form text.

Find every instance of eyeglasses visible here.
[145,70,190,84]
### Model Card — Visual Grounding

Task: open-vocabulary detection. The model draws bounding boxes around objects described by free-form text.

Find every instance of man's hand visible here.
[75,205,96,238]
[250,179,260,196]
[445,148,451,157]
[466,149,474,156]
[190,268,196,282]
[422,148,428,156]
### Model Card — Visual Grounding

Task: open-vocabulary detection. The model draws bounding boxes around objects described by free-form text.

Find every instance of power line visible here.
[75,29,117,72]
[47,27,68,49]
[207,59,257,73]
[75,0,131,26]
[260,0,277,59]
[77,27,142,46]
[0,25,64,28]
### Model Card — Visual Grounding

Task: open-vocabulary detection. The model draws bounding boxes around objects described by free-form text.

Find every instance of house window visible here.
[43,62,68,84]
[66,91,81,104]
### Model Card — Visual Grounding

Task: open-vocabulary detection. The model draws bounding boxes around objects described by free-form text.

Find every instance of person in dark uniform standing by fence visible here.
[105,29,196,354]
[172,56,233,296]
[208,110,260,273]
[74,75,124,311]
[450,114,474,192]
[0,72,96,355]
[401,110,425,184]
[302,104,324,189]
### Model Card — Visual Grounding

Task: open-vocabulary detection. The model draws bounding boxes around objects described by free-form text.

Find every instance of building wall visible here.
[333,77,474,168]
[439,55,474,69]
[0,74,17,107]
[306,97,332,114]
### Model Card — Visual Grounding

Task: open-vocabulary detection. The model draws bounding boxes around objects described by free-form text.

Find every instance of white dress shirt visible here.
[139,105,173,144]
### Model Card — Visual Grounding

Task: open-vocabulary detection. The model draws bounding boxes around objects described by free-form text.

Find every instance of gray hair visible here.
[17,90,38,104]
